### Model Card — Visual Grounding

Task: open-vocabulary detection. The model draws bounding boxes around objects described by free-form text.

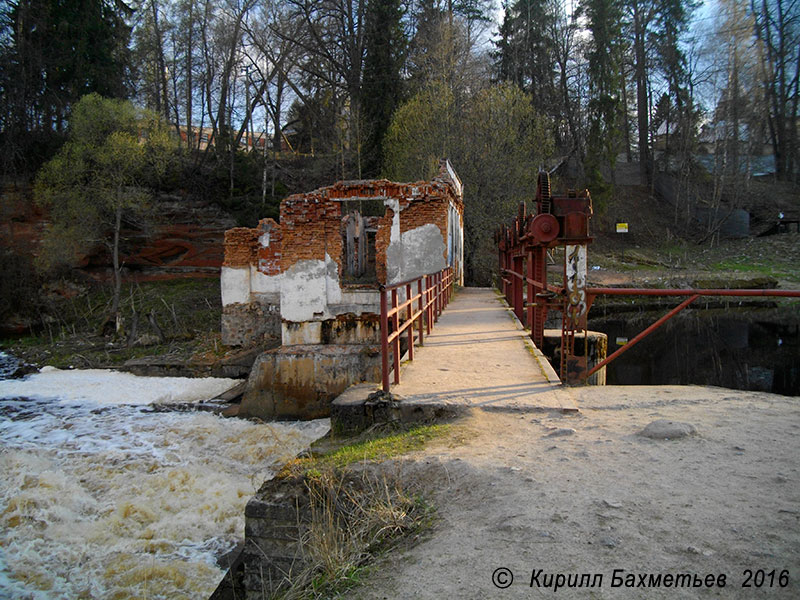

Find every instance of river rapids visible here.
[0,354,329,599]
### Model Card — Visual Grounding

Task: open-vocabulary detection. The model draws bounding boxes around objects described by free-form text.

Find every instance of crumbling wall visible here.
[275,177,461,344]
[221,219,282,346]
[239,344,381,420]
[225,161,465,420]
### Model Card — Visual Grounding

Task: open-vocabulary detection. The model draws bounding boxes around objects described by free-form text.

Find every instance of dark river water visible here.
[590,308,800,396]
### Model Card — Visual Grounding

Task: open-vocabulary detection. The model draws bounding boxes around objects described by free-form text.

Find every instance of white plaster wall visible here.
[250,266,281,295]
[447,201,465,285]
[387,198,401,245]
[280,259,330,322]
[339,289,380,307]
[221,266,251,306]
[386,223,447,286]
[324,253,344,307]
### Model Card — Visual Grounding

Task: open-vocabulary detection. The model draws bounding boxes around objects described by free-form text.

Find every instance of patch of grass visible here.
[280,424,451,479]
[276,467,436,600]
[319,424,450,468]
[711,258,792,280]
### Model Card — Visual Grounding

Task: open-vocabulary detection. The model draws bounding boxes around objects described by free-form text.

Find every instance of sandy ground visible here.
[350,385,800,599]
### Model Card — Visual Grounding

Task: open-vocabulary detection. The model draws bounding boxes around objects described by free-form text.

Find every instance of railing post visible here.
[506,254,512,304]
[437,272,442,318]
[426,275,432,334]
[513,256,524,322]
[406,283,414,361]
[380,287,389,392]
[391,288,400,384]
[526,250,533,329]
[417,279,424,346]
[532,246,547,349]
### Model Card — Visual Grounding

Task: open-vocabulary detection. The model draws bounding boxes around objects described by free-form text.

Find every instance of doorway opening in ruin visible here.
[341,207,379,284]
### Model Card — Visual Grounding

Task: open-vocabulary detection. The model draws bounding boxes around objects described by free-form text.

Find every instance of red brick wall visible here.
[223,227,259,268]
[256,218,282,276]
[374,207,393,284]
[280,192,342,273]
[400,197,449,263]
[226,176,464,284]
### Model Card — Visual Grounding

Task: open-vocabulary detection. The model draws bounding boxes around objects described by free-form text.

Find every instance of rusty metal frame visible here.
[499,271,800,384]
[582,287,800,380]
[497,172,800,385]
[379,266,454,392]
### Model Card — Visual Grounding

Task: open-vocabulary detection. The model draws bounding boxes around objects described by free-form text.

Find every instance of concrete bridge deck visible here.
[335,288,577,421]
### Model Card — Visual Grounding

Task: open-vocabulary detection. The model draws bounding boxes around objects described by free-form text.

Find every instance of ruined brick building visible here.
[221,160,464,419]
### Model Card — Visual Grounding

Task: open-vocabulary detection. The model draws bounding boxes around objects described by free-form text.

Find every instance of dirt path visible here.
[351,385,800,599]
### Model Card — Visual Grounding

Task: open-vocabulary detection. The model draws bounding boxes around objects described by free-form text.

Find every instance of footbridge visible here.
[332,274,576,432]
[379,285,575,412]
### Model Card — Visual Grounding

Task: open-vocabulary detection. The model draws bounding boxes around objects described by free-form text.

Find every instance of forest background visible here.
[0,0,798,343]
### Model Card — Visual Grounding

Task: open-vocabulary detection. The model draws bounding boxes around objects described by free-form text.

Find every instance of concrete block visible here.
[239,344,381,420]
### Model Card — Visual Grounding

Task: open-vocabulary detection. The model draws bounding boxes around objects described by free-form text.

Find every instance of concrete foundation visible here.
[542,329,608,385]
[220,300,281,347]
[210,476,311,600]
[330,384,462,436]
[238,344,381,420]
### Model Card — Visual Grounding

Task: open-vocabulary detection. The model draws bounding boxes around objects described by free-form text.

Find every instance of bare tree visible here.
[751,0,800,181]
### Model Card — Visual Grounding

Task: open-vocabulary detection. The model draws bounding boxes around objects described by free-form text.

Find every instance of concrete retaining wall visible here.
[239,344,381,420]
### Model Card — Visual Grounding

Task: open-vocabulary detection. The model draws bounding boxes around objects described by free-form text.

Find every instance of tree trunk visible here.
[185,0,195,150]
[151,0,171,121]
[633,5,650,185]
[111,202,123,333]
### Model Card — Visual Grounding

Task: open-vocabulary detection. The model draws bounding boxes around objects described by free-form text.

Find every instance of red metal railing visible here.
[500,270,800,382]
[582,287,800,379]
[379,266,454,392]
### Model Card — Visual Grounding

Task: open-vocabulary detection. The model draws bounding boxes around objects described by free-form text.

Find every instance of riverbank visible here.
[343,384,799,599]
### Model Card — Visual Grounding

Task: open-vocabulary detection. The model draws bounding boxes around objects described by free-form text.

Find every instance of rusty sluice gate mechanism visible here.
[497,172,800,386]
[497,172,594,383]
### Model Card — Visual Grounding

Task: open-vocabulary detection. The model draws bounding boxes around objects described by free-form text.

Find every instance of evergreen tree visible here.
[361,0,406,176]
[583,0,625,207]
[0,0,133,176]
[494,0,558,140]
[653,0,697,170]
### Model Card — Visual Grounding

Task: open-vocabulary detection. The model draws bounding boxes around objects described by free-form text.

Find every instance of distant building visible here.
[175,126,292,152]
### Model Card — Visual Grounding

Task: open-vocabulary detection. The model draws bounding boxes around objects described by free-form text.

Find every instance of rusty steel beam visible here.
[585,294,701,380]
[585,287,800,298]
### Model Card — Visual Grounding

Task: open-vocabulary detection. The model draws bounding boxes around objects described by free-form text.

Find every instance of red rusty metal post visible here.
[438,271,443,316]
[380,288,390,392]
[512,256,524,323]
[502,241,511,304]
[406,283,414,361]
[433,272,439,319]
[426,275,432,334]
[391,288,400,384]
[417,279,425,346]
[525,249,534,329]
[531,246,547,349]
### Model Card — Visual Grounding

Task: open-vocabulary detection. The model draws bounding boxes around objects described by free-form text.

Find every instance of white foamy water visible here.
[0,366,239,405]
[0,366,329,599]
